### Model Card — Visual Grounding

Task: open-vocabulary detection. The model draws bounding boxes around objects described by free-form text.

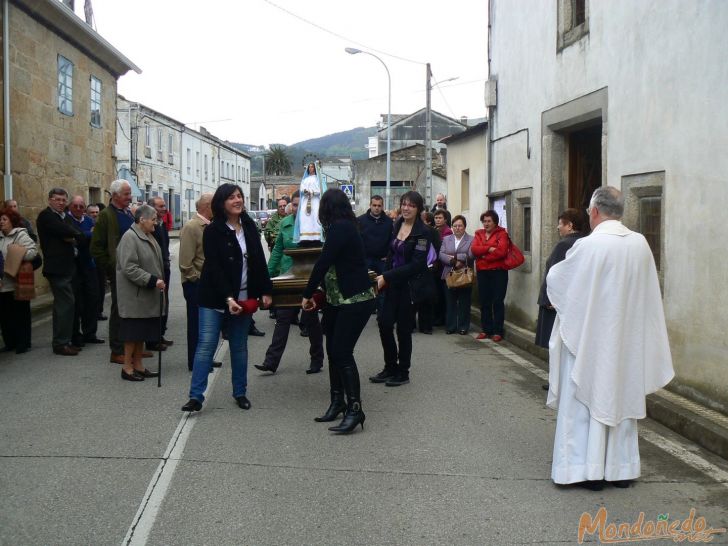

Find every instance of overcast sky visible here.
[87,0,488,147]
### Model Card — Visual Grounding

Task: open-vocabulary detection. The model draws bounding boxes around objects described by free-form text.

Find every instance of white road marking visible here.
[488,342,728,489]
[122,340,228,546]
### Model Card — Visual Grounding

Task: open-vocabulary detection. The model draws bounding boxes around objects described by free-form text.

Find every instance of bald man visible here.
[179,193,213,370]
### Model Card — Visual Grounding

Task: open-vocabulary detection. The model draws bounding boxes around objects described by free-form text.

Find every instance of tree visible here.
[264,146,292,176]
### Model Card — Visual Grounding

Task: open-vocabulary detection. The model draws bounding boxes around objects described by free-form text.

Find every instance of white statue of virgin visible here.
[293,162,327,243]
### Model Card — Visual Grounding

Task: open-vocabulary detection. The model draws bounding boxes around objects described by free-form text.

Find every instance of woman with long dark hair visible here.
[371,191,430,387]
[302,189,375,434]
[181,184,272,413]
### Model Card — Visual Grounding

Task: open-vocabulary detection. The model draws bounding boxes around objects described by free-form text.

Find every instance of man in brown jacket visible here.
[179,193,213,371]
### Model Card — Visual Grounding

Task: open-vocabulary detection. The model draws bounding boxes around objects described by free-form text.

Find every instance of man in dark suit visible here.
[36,188,83,355]
[148,196,173,350]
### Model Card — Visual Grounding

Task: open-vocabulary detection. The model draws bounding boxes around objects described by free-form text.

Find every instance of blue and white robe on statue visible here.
[293,167,327,243]
[546,220,674,484]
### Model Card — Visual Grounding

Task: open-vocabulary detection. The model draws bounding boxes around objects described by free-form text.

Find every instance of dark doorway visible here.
[568,124,602,212]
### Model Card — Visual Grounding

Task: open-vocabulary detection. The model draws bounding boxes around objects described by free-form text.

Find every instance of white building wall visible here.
[445,131,487,230]
[490,0,728,406]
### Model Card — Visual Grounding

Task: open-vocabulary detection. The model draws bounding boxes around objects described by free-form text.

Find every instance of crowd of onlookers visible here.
[0,187,523,361]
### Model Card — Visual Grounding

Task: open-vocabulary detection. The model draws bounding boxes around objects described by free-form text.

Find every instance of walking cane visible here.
[158,289,163,388]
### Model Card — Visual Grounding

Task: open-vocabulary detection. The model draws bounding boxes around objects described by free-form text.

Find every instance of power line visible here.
[261,0,425,65]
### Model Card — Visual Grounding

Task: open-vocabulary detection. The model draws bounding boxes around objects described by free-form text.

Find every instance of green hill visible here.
[231,126,377,176]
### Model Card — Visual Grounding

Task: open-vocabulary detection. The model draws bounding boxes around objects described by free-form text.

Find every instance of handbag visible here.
[446,266,474,289]
[14,261,36,300]
[3,243,27,278]
[503,237,525,270]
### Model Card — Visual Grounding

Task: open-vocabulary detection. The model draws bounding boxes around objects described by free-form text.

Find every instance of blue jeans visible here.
[189,307,251,402]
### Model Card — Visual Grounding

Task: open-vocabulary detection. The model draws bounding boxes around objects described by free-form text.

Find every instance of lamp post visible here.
[425,65,459,207]
[346,47,391,210]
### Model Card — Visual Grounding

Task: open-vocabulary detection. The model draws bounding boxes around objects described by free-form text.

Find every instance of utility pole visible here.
[425,63,432,208]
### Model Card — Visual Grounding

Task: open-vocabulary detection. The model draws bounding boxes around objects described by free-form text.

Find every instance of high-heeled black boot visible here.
[328,365,365,434]
[315,365,345,422]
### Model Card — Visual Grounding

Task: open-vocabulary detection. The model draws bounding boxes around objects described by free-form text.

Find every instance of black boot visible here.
[314,365,345,422]
[328,366,365,434]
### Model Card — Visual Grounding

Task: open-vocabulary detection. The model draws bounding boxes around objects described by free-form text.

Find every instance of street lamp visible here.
[425,64,459,207]
[346,47,391,210]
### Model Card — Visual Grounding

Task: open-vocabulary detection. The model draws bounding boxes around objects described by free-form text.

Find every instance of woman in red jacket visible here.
[470,210,509,341]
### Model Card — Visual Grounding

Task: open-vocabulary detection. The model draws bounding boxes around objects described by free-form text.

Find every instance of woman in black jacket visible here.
[302,189,375,434]
[182,184,272,413]
[370,191,430,387]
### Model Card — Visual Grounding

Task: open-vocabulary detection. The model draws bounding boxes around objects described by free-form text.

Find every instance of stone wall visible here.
[1,5,118,293]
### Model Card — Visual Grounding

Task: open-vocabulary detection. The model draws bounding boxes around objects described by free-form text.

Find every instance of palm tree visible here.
[264,146,292,176]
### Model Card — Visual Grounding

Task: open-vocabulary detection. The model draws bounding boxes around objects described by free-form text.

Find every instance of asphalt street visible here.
[1,240,726,545]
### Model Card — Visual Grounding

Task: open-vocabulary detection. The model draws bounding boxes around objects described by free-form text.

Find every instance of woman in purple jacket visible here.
[439,215,474,335]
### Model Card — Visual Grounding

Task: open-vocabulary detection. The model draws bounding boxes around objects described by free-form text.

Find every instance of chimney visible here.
[61,0,75,9]
[460,116,468,126]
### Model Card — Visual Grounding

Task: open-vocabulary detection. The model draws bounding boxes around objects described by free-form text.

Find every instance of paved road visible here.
[1,241,727,545]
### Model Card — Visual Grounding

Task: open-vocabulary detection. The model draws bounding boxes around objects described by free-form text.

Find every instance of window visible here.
[195,152,200,176]
[557,0,589,51]
[204,155,209,180]
[57,55,73,115]
[168,133,174,164]
[157,129,163,161]
[186,148,191,174]
[211,159,215,180]
[89,76,101,127]
[144,124,151,157]
[461,169,470,211]
[639,197,661,270]
[523,205,532,252]
[622,171,665,288]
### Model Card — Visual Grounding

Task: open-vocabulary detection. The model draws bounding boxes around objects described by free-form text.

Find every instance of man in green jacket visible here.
[255,191,324,374]
[263,198,289,251]
[91,179,151,364]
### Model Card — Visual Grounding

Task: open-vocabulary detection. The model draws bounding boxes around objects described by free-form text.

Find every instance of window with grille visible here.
[57,55,73,115]
[639,196,661,270]
[204,155,209,180]
[186,148,191,174]
[89,76,101,127]
[168,133,174,164]
[157,129,163,161]
[523,205,532,252]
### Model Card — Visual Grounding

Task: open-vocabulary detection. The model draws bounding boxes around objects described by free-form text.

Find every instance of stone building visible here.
[117,98,251,227]
[1,0,139,215]
[487,0,728,409]
[367,109,468,158]
[250,175,298,211]
[352,144,446,213]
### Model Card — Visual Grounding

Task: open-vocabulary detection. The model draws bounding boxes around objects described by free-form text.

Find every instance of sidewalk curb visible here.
[470,305,728,461]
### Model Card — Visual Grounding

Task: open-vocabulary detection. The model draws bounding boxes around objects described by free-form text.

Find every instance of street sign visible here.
[341,184,354,200]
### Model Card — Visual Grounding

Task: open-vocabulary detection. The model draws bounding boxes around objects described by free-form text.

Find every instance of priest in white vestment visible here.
[293,162,327,244]
[546,186,674,490]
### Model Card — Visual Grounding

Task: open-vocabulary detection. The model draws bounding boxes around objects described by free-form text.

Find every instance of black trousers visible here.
[108,273,123,355]
[160,268,170,336]
[96,267,106,316]
[182,281,200,370]
[322,299,374,371]
[263,307,324,371]
[73,266,99,341]
[378,283,415,375]
[477,269,508,336]
[0,291,31,351]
